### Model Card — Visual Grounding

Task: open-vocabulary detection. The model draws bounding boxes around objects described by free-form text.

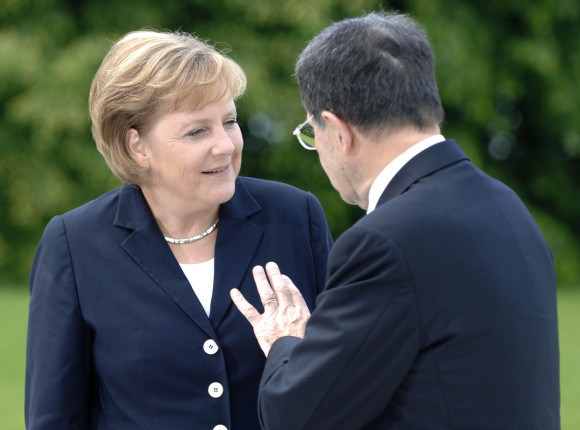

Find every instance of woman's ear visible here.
[320,111,355,154]
[126,128,150,169]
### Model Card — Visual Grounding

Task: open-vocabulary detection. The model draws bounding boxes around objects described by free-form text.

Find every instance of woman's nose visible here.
[212,127,236,155]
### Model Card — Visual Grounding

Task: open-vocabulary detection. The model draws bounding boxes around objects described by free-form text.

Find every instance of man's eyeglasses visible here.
[292,116,316,150]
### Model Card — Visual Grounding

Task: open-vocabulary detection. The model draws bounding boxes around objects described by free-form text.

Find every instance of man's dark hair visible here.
[295,11,444,134]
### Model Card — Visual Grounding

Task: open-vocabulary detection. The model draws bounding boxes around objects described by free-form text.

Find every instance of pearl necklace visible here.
[164,219,219,244]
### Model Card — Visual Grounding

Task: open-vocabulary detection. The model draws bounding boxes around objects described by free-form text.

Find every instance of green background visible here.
[1,0,579,286]
[1,0,578,428]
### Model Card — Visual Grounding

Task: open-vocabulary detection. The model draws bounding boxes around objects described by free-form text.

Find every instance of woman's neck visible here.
[140,186,219,239]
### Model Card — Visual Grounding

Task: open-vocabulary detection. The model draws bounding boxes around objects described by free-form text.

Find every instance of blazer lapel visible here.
[114,185,217,338]
[210,178,263,329]
[377,139,469,206]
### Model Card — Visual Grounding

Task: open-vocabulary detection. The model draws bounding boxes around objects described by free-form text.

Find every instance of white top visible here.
[366,134,446,214]
[180,259,215,317]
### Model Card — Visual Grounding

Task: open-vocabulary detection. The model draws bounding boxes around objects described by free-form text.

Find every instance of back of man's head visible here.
[295,11,444,136]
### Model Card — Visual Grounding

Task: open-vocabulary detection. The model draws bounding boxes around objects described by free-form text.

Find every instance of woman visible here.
[25,30,332,430]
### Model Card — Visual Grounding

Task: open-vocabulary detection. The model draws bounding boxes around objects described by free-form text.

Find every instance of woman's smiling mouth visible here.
[202,165,229,175]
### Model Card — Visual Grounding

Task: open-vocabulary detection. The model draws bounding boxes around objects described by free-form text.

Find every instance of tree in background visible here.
[0,0,578,285]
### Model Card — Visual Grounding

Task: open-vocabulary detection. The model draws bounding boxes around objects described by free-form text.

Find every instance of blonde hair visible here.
[89,30,247,185]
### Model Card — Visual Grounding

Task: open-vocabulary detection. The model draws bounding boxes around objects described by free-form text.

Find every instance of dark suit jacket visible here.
[25,176,333,430]
[259,140,560,429]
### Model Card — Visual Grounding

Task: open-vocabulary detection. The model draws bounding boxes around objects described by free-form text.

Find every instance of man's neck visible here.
[354,126,442,210]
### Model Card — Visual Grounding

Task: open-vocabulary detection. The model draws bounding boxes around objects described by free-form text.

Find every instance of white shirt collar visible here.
[366,134,445,214]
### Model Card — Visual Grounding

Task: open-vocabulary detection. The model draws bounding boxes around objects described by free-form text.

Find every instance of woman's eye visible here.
[224,119,238,127]
[186,128,205,137]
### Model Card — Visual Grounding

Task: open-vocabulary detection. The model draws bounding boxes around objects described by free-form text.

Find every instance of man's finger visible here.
[265,262,293,308]
[230,288,262,326]
[285,275,310,312]
[252,266,278,310]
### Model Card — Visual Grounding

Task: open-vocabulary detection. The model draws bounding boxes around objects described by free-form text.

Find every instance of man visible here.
[231,11,560,430]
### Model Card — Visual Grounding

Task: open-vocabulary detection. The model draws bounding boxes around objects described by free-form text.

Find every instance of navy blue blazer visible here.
[25,176,333,430]
[259,140,560,429]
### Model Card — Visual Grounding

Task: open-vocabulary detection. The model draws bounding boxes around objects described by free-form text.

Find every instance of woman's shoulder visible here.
[236,176,312,200]
[233,177,328,224]
[37,187,123,245]
[56,187,122,224]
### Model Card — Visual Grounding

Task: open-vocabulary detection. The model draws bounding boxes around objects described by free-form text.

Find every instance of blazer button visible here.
[213,425,228,430]
[203,339,219,355]
[208,382,224,398]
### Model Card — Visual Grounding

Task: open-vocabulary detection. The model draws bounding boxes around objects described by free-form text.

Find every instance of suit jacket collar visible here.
[211,179,263,329]
[377,139,469,207]
[113,179,263,335]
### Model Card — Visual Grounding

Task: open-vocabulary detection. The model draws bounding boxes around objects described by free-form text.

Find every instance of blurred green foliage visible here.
[1,0,579,286]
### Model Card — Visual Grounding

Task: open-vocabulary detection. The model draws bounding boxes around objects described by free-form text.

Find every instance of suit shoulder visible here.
[236,176,322,211]
[235,177,327,222]
[237,176,311,199]
[58,187,121,225]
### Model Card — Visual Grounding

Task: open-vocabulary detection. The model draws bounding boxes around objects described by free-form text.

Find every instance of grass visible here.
[1,287,579,429]
[0,288,29,430]
[559,288,580,430]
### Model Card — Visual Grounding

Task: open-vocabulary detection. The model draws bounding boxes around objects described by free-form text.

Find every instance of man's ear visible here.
[126,128,150,169]
[320,111,355,154]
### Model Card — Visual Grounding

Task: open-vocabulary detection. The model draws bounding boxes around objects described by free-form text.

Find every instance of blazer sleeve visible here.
[306,192,333,295]
[25,216,93,429]
[258,224,421,430]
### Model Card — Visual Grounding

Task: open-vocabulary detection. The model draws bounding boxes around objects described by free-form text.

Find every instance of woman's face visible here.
[133,98,243,211]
